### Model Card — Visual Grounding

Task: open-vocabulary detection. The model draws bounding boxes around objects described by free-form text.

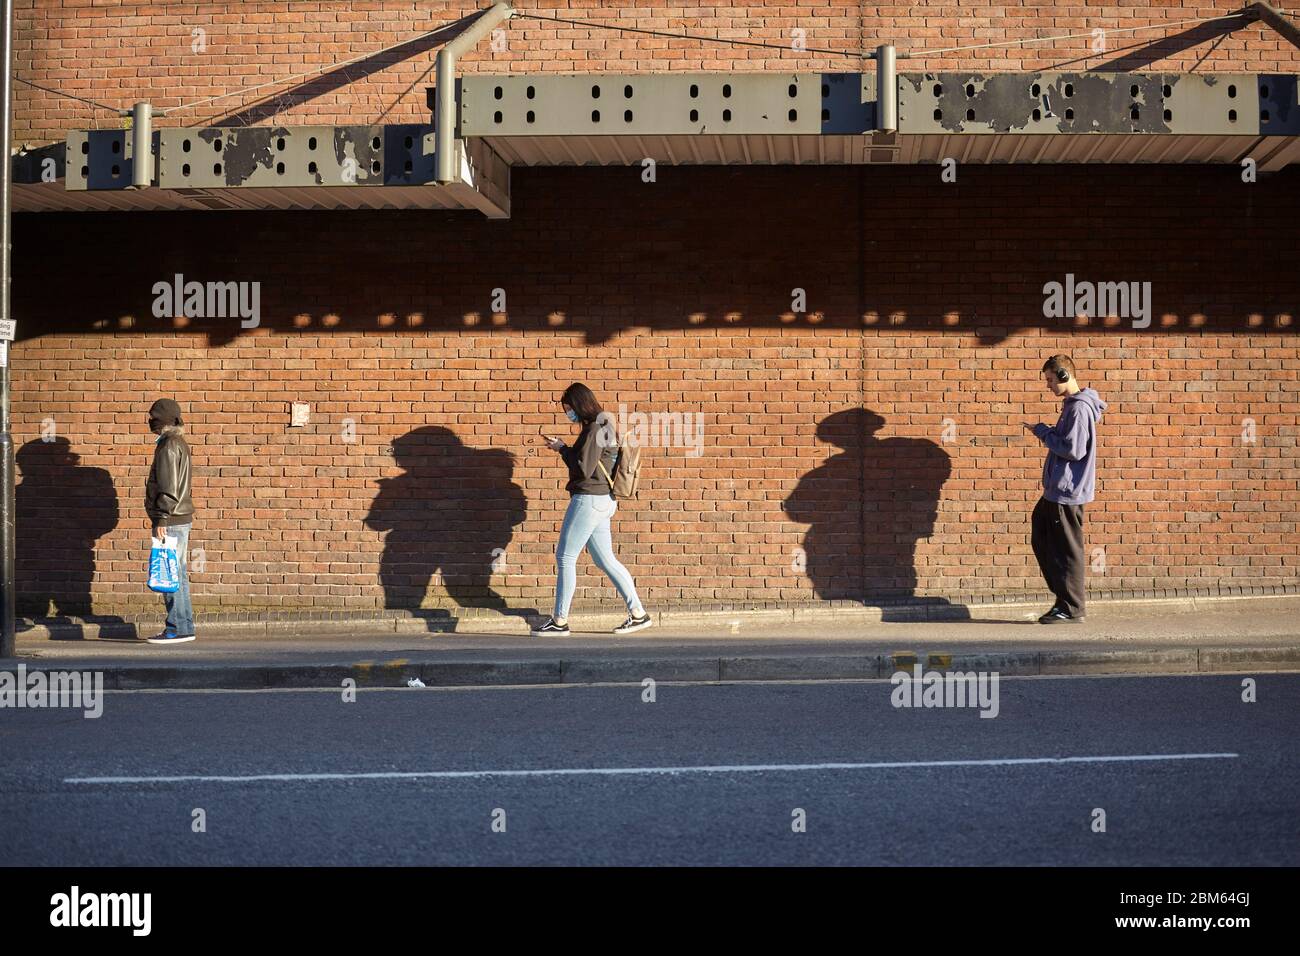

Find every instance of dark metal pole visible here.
[1251,2,1300,52]
[1,0,15,658]
[435,1,515,184]
[875,44,897,132]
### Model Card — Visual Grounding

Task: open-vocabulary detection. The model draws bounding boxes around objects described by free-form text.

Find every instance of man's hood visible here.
[1067,387,1107,419]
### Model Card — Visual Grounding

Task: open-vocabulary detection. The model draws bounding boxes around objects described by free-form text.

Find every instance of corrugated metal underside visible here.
[13,181,474,214]
[481,132,1299,167]
[484,134,870,166]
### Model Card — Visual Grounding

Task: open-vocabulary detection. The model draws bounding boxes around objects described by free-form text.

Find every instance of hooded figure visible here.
[1028,357,1107,624]
[1032,387,1107,506]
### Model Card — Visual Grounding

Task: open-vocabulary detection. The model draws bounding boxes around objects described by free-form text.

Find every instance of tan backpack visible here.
[596,434,642,500]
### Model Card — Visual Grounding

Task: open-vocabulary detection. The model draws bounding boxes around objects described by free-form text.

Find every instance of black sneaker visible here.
[613,612,653,635]
[146,631,196,645]
[1038,606,1083,624]
[530,617,570,637]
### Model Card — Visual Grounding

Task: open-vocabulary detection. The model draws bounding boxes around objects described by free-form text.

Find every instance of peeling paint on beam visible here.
[460,71,1297,139]
[168,125,433,189]
[897,72,1292,136]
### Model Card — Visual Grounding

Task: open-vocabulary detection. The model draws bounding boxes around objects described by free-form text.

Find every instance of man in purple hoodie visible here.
[1023,355,1107,624]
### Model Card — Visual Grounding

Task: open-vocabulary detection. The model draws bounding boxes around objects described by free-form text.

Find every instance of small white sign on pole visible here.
[0,320,14,341]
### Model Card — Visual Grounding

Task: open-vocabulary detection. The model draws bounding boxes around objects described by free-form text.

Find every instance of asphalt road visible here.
[1,674,1296,865]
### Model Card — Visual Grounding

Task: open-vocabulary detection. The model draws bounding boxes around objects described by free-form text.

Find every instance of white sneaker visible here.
[146,632,196,645]
[612,612,652,635]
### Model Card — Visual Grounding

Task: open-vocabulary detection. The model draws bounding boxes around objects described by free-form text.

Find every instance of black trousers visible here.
[1031,497,1087,616]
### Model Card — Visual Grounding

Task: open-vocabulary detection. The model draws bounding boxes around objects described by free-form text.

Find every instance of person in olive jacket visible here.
[145,398,196,644]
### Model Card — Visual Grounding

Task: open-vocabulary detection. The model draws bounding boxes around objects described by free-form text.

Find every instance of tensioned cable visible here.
[168,15,465,122]
[513,11,872,57]
[15,77,117,115]
[516,8,1256,58]
[17,6,1262,120]
[908,10,1254,57]
[13,14,466,122]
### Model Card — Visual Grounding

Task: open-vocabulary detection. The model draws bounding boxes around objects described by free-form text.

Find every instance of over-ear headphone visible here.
[1055,365,1070,383]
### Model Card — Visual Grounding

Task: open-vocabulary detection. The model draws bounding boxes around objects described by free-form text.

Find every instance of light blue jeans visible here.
[553,494,642,622]
[161,522,195,637]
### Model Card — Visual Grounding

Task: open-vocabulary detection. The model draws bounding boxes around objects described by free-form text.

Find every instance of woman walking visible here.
[533,383,652,636]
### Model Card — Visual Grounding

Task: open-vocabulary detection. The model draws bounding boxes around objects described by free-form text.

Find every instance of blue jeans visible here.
[160,522,195,636]
[553,494,642,621]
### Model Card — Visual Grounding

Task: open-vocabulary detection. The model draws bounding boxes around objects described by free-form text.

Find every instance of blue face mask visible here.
[565,408,580,423]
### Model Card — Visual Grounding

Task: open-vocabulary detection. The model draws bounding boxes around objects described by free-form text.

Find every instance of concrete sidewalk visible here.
[4,594,1299,689]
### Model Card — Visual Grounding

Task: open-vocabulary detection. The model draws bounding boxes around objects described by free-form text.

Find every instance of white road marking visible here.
[65,752,1239,785]
[60,670,1298,696]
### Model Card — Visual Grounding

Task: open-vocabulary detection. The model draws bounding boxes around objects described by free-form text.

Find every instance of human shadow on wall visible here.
[364,426,535,631]
[783,408,970,622]
[15,437,126,635]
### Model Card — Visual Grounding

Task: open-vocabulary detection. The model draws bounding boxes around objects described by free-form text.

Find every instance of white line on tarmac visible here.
[81,670,1300,694]
[65,752,1239,785]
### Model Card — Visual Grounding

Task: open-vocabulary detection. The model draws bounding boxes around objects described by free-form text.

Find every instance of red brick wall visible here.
[9,1,1300,616]
[12,163,1300,615]
[14,1,1300,142]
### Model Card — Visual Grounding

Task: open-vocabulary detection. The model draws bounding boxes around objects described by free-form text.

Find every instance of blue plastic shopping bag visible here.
[148,535,180,593]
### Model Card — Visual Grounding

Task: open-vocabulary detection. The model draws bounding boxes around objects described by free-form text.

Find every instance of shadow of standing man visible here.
[784,408,967,621]
[16,437,119,626]
[365,426,534,631]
